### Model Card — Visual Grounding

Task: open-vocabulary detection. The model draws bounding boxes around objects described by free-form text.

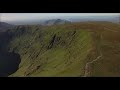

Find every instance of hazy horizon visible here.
[0,13,119,25]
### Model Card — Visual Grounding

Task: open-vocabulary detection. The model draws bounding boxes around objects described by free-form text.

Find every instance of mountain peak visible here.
[43,19,71,26]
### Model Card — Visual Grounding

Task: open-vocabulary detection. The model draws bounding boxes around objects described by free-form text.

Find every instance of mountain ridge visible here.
[0,22,14,32]
[0,21,120,77]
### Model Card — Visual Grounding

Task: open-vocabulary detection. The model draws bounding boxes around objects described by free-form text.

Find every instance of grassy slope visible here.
[90,23,120,77]
[3,22,120,77]
[75,22,120,77]
[7,24,94,77]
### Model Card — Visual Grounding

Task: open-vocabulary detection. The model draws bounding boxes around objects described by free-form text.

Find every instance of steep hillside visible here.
[0,22,120,77]
[0,31,21,77]
[5,25,94,77]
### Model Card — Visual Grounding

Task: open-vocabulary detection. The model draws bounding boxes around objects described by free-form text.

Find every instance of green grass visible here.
[7,24,94,77]
[1,22,120,77]
[90,30,120,77]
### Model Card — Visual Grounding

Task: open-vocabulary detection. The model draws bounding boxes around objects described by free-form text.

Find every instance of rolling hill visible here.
[0,21,120,77]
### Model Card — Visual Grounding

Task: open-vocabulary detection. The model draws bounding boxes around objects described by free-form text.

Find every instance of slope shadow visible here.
[0,31,21,77]
[0,51,21,77]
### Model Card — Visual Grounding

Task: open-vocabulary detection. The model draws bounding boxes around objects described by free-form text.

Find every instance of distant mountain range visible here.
[1,16,119,28]
[0,22,14,31]
[67,16,119,23]
[4,16,119,25]
[43,19,71,26]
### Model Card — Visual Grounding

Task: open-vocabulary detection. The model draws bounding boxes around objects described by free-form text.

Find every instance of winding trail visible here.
[83,33,103,77]
[83,25,120,77]
[84,53,102,77]
[104,27,119,32]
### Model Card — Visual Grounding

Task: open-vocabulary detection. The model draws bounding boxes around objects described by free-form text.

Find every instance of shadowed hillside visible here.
[0,22,14,32]
[0,32,21,77]
[0,52,21,77]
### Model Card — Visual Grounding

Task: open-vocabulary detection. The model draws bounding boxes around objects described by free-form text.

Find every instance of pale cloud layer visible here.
[0,13,119,22]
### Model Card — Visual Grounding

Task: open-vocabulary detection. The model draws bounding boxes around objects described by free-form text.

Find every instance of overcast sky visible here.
[0,13,119,22]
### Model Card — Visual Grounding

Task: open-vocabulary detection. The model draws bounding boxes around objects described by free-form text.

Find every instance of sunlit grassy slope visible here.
[2,22,120,77]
